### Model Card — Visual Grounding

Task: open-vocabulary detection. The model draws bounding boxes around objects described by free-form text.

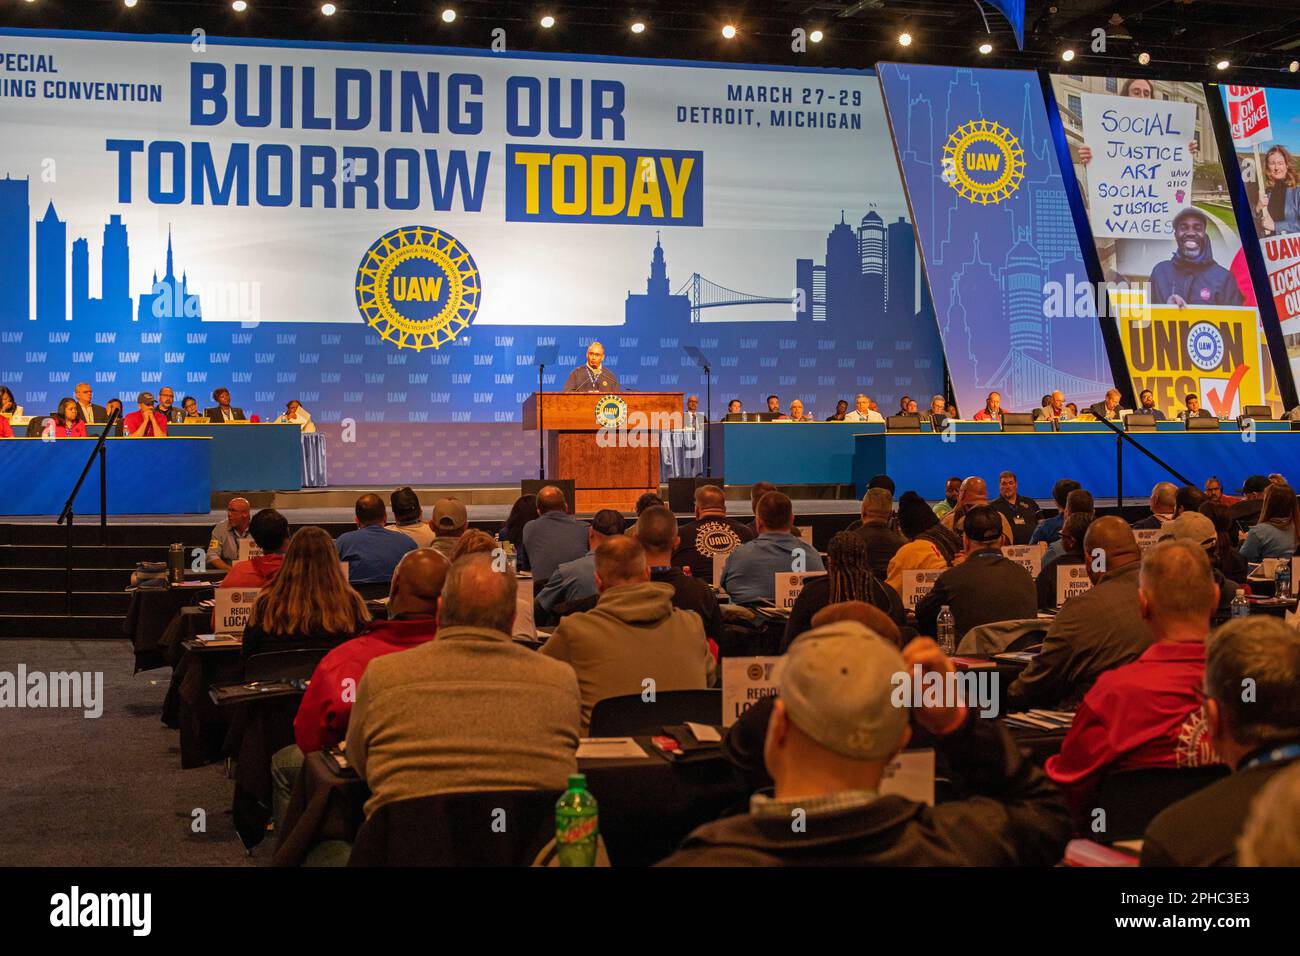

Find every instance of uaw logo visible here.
[941,120,1026,206]
[355,226,481,351]
[1187,321,1226,371]
[595,394,629,429]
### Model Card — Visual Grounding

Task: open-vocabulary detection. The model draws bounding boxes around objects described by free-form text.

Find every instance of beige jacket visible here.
[541,581,713,733]
[346,624,581,817]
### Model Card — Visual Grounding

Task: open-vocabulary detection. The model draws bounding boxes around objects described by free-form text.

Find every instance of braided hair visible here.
[826,531,883,604]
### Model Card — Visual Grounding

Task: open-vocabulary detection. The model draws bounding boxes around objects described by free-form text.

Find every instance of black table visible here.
[123,583,214,672]
[275,740,747,867]
[161,640,242,768]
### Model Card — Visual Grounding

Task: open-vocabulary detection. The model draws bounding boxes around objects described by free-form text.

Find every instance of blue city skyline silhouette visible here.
[0,170,947,423]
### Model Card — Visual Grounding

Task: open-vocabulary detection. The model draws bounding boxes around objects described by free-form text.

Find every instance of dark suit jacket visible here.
[562,366,620,392]
[206,406,247,423]
[76,403,107,425]
[159,406,185,423]
[1142,751,1300,866]
[914,550,1037,643]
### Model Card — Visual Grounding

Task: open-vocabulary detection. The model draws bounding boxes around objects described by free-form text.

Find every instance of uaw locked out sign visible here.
[721,656,780,727]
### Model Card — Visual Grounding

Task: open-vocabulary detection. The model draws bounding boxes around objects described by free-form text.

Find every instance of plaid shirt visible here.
[749,789,880,820]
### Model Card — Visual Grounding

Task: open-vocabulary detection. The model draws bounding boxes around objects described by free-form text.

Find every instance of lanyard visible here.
[1239,742,1300,772]
[586,365,602,389]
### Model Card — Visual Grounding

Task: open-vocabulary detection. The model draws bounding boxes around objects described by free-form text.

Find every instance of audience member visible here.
[785,531,904,649]
[990,471,1039,545]
[521,486,590,586]
[220,508,290,588]
[1141,616,1300,865]
[672,483,756,580]
[634,492,665,515]
[939,476,1014,544]
[721,492,824,604]
[386,487,435,548]
[1041,488,1094,565]
[885,492,959,593]
[632,505,724,641]
[852,487,907,578]
[449,529,498,563]
[346,552,581,817]
[1036,511,1091,611]
[498,493,537,572]
[429,497,469,562]
[541,535,712,733]
[1167,511,1241,619]
[1030,479,1082,545]
[1008,517,1147,710]
[743,481,777,534]
[207,497,252,572]
[916,506,1035,642]
[535,509,626,615]
[1133,482,1178,530]
[1198,500,1248,581]
[1046,539,1223,819]
[1229,475,1270,532]
[1174,484,1206,518]
[932,477,962,518]
[1239,481,1299,561]
[661,629,1071,865]
[1237,763,1300,867]
[242,526,372,660]
[336,494,418,585]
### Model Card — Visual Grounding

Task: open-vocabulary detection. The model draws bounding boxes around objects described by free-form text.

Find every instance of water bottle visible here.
[936,605,956,655]
[168,543,185,584]
[555,773,599,867]
[1230,590,1250,619]
[1276,560,1292,601]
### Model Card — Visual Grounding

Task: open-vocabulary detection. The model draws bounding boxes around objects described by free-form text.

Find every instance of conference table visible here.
[0,436,211,515]
[712,419,1299,502]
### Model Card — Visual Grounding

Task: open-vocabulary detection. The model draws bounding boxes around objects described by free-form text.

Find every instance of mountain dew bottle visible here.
[555,773,599,867]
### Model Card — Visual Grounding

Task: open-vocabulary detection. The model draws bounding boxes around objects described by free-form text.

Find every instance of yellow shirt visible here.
[886,539,949,594]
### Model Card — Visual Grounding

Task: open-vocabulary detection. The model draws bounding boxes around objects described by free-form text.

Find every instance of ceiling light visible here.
[1216,59,1230,71]
[979,42,992,55]
[540,14,555,28]
[810,29,824,43]
[1062,48,1075,62]
[441,8,455,23]
[1137,51,1150,65]
[631,22,645,34]
[321,3,336,15]
[722,24,737,39]
[898,32,912,47]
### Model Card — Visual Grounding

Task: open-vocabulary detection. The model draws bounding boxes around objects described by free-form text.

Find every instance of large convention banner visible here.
[1219,83,1300,394]
[0,28,945,426]
[876,63,1113,417]
[1050,75,1283,417]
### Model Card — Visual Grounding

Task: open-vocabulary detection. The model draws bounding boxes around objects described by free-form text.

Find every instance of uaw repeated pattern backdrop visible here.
[0,29,948,481]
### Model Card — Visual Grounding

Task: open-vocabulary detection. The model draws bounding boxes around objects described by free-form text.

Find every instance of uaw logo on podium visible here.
[355,226,482,351]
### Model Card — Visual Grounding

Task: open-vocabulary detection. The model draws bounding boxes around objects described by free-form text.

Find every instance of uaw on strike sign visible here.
[1225,86,1272,148]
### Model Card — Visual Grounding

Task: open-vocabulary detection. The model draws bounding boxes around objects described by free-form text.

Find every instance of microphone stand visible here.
[537,360,545,481]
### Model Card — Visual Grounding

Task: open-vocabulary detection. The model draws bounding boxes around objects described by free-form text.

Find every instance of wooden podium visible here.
[522,391,682,513]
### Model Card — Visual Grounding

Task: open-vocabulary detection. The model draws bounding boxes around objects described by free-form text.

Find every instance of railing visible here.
[55,408,120,618]
[1089,413,1194,510]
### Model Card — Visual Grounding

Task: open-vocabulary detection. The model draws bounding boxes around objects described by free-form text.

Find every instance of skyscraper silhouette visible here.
[36,202,66,323]
[71,237,92,323]
[859,209,886,318]
[101,213,132,325]
[0,175,30,324]
[886,216,917,321]
[824,212,858,325]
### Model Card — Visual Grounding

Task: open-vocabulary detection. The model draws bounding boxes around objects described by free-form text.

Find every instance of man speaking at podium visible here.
[563,341,620,392]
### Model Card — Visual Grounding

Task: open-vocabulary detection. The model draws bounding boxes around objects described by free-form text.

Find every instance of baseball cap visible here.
[862,487,893,517]
[432,497,467,531]
[775,621,909,761]
[963,505,1003,543]
[590,508,625,537]
[1238,475,1270,495]
[1167,511,1217,549]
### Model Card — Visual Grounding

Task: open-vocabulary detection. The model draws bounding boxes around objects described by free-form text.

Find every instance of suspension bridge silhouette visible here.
[675,273,795,322]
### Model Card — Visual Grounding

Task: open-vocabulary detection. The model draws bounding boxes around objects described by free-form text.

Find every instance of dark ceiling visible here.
[4,0,1300,84]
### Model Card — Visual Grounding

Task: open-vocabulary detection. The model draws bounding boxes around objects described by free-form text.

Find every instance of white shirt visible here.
[843,409,885,423]
[685,410,704,430]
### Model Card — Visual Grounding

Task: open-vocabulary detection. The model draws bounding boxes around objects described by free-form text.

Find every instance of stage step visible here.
[0,613,125,640]
[0,590,132,615]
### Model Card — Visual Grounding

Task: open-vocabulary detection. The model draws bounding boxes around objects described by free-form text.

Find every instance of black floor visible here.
[0,639,265,866]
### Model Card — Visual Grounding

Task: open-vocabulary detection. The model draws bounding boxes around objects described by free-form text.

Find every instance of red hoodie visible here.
[220,553,285,588]
[292,617,439,754]
[1046,640,1221,815]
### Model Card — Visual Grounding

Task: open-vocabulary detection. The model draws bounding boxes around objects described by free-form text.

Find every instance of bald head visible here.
[1150,481,1178,515]
[355,493,386,526]
[1083,516,1140,581]
[594,535,649,590]
[387,549,451,618]
[695,483,726,515]
[957,476,989,507]
[1139,538,1217,630]
[438,552,516,633]
[535,485,568,515]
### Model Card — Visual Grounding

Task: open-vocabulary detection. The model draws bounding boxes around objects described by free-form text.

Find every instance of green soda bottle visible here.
[555,773,599,867]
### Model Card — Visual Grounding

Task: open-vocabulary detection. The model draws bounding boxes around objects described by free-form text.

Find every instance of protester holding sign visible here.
[1257,145,1300,236]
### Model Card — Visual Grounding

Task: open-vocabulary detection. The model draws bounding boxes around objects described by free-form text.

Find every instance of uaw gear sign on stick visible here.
[1225,86,1272,148]
[1080,93,1197,239]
